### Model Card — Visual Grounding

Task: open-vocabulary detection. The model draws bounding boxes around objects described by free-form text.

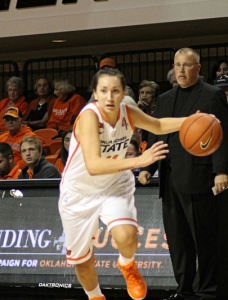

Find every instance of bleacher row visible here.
[0,42,228,102]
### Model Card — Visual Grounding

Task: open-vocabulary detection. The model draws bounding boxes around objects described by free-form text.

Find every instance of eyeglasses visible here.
[173,63,199,70]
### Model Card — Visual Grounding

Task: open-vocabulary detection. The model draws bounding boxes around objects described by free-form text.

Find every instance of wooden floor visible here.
[0,286,173,300]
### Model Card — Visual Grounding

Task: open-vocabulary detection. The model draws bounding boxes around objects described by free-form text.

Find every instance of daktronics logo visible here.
[38,283,72,288]
[0,229,52,249]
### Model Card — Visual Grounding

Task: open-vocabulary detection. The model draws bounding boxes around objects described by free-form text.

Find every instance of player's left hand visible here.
[196,110,220,123]
[214,173,228,194]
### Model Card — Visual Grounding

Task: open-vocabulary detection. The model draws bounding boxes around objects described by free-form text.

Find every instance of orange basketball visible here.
[179,113,223,156]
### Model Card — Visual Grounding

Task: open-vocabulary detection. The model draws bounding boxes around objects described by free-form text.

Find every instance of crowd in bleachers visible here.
[0,57,227,180]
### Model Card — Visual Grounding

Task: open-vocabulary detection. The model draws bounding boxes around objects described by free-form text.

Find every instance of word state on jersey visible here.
[99,115,132,160]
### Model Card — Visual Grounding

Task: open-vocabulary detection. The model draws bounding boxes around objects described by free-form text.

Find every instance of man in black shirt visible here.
[18,136,60,179]
[139,48,228,300]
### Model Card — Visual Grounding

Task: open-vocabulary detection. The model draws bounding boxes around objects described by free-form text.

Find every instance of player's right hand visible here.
[138,171,152,185]
[138,141,169,168]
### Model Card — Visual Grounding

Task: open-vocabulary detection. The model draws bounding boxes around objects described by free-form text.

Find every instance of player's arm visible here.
[128,105,186,134]
[76,110,169,176]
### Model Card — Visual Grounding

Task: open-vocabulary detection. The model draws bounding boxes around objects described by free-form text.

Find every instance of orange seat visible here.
[34,128,58,145]
[37,136,46,145]
[55,148,61,156]
[52,137,62,143]
[49,139,62,155]
[45,155,58,165]
[36,136,51,156]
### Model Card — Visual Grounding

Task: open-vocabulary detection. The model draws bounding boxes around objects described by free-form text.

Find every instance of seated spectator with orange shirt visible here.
[18,136,60,179]
[0,142,21,179]
[23,76,55,130]
[0,107,38,169]
[132,128,147,154]
[0,76,28,133]
[55,129,72,175]
[46,78,86,134]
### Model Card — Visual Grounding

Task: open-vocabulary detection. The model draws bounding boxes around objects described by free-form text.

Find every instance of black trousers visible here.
[217,189,228,300]
[162,168,218,299]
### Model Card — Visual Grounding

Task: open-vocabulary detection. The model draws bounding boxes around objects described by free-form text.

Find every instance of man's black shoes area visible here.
[163,294,187,300]
[188,296,203,300]
[164,294,205,300]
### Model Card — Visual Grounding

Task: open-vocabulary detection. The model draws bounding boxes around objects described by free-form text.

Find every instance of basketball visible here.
[179,113,223,156]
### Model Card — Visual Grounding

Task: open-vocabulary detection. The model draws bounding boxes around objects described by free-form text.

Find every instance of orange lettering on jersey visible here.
[106,155,118,159]
[122,117,128,130]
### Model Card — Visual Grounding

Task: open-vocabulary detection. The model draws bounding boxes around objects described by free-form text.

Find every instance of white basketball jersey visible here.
[61,102,134,194]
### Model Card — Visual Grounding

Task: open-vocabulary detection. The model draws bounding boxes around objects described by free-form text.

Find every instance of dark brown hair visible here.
[90,68,126,92]
[57,129,72,166]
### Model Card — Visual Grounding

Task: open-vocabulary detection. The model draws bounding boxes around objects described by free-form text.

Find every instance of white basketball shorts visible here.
[58,171,137,265]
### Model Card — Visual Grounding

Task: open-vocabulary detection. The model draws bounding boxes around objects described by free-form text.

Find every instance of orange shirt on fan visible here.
[55,157,64,175]
[139,141,147,154]
[0,164,21,180]
[0,96,28,133]
[46,94,86,132]
[0,125,38,169]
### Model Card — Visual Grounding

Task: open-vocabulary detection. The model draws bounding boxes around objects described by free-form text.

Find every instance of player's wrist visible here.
[134,156,143,169]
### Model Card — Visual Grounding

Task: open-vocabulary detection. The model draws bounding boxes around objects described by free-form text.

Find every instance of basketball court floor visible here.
[1,286,173,300]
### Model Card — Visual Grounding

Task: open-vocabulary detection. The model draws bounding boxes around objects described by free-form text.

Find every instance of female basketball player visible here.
[59,68,186,300]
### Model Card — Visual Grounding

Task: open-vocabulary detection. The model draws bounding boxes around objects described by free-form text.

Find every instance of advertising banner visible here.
[0,184,176,288]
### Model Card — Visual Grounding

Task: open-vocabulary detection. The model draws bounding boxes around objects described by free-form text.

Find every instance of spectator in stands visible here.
[99,57,116,69]
[46,78,86,135]
[18,136,60,179]
[23,76,55,130]
[132,128,147,154]
[0,76,28,133]
[214,74,228,103]
[70,114,78,130]
[137,80,160,142]
[211,59,228,83]
[0,107,38,169]
[125,139,139,158]
[137,80,160,114]
[0,142,21,179]
[125,139,140,177]
[167,68,179,88]
[55,129,72,175]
